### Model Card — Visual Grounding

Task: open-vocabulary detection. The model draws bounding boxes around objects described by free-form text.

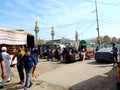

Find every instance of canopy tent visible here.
[79,40,92,48]
[79,40,87,45]
[79,40,92,45]
[0,28,27,45]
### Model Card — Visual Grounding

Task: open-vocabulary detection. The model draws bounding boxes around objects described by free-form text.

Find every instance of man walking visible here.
[0,52,7,89]
[47,47,50,61]
[21,48,36,90]
[11,46,25,84]
[112,43,118,65]
[0,47,14,88]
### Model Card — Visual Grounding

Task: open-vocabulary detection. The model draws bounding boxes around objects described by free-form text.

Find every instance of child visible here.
[32,47,39,78]
[21,48,36,90]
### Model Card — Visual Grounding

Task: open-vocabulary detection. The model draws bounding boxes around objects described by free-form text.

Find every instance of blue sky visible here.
[0,0,120,40]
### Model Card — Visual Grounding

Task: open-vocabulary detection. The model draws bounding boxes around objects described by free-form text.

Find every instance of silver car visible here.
[95,48,113,62]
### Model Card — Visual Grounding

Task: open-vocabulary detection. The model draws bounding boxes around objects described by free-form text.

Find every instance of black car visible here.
[95,48,113,62]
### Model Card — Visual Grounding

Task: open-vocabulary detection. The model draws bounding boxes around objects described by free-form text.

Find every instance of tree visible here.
[103,35,111,44]
[96,36,103,44]
[112,37,117,43]
[117,38,120,44]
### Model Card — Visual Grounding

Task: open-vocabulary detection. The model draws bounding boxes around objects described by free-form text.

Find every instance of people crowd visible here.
[0,46,39,90]
[1,43,120,89]
[46,46,85,63]
[0,45,90,90]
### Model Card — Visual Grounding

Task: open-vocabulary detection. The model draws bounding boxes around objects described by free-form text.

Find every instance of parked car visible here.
[95,48,113,62]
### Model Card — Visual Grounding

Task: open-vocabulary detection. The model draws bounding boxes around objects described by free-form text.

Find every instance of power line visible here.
[39,1,120,30]
[99,20,113,24]
[86,0,120,6]
[99,18,120,25]
[99,19,120,25]
[40,21,84,30]
[79,21,96,35]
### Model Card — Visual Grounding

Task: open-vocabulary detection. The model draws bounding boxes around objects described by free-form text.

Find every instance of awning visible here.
[0,29,27,45]
[80,40,87,45]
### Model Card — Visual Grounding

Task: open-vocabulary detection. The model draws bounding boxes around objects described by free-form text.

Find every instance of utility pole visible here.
[95,0,100,46]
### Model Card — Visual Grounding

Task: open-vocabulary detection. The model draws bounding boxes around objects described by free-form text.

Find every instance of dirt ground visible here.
[0,59,118,90]
[0,59,66,90]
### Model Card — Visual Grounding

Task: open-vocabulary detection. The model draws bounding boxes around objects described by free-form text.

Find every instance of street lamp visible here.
[51,26,55,43]
[34,20,39,46]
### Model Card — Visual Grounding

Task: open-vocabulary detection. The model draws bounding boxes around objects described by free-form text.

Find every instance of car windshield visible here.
[97,48,112,52]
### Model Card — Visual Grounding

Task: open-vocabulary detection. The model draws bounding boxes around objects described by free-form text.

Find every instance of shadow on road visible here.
[87,60,114,68]
[87,60,112,65]
[57,59,83,64]
[5,82,23,90]
[57,60,67,64]
[69,67,118,90]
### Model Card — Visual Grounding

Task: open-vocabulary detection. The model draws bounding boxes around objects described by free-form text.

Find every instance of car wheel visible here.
[96,60,100,63]
[88,56,91,59]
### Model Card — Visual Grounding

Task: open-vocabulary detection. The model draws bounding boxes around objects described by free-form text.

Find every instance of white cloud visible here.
[5,1,15,9]
[0,0,120,40]
[0,9,23,18]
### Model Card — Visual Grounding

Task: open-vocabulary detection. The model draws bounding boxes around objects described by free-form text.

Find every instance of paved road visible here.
[38,59,117,90]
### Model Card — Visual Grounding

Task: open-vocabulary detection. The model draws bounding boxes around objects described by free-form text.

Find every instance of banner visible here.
[0,29,27,45]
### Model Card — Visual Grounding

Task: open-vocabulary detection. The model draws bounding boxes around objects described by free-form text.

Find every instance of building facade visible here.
[47,38,76,47]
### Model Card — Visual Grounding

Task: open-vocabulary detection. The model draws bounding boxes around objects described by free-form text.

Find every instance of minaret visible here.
[75,31,78,41]
[51,26,55,43]
[34,20,39,45]
[75,31,79,48]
